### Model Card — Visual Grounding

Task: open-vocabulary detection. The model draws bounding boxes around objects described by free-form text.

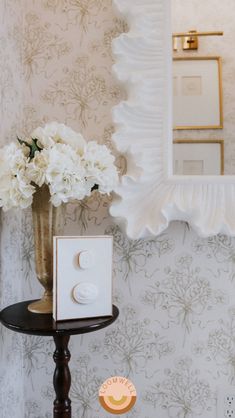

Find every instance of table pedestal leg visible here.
[53,335,71,418]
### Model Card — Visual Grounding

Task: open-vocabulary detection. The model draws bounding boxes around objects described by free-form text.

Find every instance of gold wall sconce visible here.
[182,30,198,50]
[172,30,223,51]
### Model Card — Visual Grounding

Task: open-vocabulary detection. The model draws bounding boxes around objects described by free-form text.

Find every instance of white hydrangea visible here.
[0,123,119,211]
[82,141,119,193]
[0,143,35,210]
[3,142,27,173]
[44,143,89,206]
[31,122,86,153]
[27,150,49,187]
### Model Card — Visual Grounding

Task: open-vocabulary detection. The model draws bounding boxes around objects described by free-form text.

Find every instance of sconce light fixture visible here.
[172,30,223,51]
[182,30,198,50]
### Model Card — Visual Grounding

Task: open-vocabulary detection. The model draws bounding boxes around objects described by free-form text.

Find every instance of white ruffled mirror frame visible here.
[110,0,235,239]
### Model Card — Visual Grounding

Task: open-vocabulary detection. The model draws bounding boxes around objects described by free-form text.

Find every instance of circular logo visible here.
[99,376,137,414]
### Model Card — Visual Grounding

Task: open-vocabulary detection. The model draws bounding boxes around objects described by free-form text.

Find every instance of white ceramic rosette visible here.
[72,282,99,305]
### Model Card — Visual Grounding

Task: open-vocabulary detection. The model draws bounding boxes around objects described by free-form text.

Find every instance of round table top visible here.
[0,300,119,337]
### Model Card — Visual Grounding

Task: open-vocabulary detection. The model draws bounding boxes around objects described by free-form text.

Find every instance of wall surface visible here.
[1,1,235,418]
[0,1,25,417]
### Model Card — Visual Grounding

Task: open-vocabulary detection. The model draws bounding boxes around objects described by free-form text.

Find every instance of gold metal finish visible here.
[173,139,224,175]
[173,31,224,38]
[173,57,223,130]
[28,185,62,314]
[172,30,223,52]
[182,30,198,51]
[173,37,178,51]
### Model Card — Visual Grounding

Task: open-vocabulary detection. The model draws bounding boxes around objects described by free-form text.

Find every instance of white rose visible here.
[31,122,86,153]
[3,142,28,172]
[82,141,119,193]
[52,123,86,154]
[0,171,34,211]
[31,126,55,149]
[44,143,89,206]
[27,150,49,186]
[9,175,35,209]
[0,142,35,210]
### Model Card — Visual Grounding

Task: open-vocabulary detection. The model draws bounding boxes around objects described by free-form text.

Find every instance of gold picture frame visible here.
[173,57,223,130]
[173,139,224,175]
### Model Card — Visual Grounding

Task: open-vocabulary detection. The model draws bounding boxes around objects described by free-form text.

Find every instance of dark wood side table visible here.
[0,300,119,418]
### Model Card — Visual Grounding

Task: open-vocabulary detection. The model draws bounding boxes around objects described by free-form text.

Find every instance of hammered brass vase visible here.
[28,185,61,314]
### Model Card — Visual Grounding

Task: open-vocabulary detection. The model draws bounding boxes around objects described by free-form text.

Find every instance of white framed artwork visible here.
[173,139,224,175]
[53,236,113,321]
[173,57,223,130]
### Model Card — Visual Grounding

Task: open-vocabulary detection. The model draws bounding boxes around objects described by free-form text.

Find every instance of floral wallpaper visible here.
[0,1,25,417]
[1,1,235,418]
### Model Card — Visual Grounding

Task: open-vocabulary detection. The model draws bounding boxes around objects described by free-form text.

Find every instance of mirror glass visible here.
[172,1,234,176]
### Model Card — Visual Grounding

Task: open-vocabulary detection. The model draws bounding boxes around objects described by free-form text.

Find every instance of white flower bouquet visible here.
[0,122,119,210]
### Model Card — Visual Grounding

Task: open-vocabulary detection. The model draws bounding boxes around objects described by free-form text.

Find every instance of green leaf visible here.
[30,138,43,159]
[91,184,99,192]
[17,136,31,148]
[17,136,43,160]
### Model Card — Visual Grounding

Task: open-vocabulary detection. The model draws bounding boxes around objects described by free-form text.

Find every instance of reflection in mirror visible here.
[171,1,235,175]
